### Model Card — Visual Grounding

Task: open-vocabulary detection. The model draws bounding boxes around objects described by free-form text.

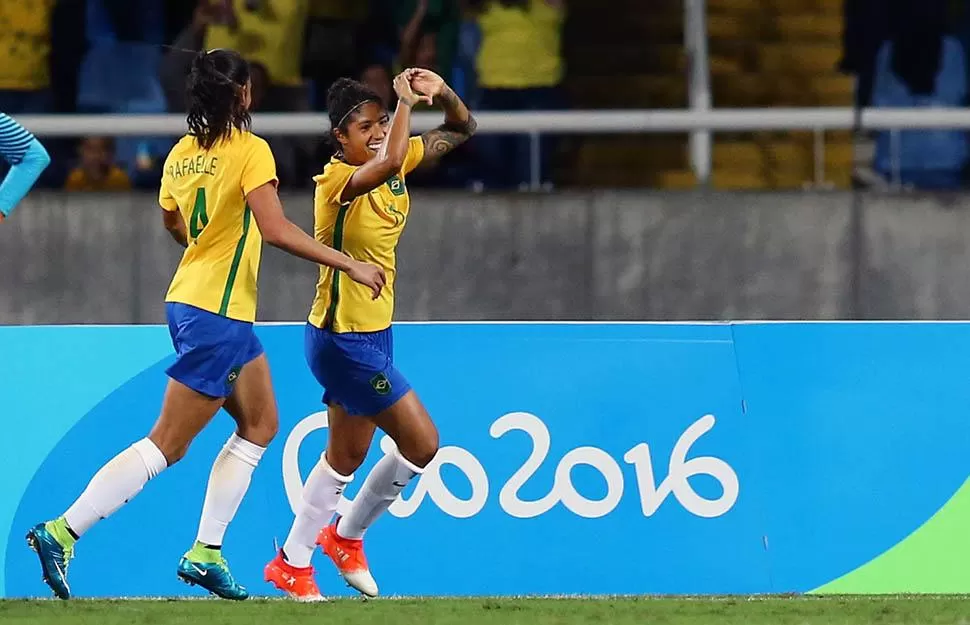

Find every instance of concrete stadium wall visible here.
[2,191,970,324]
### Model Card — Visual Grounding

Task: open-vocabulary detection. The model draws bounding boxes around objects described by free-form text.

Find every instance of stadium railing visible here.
[19,109,970,190]
[685,0,712,186]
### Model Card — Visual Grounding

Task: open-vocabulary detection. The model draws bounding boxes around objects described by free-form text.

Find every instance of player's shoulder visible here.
[216,131,272,162]
[165,134,197,161]
[235,130,271,151]
[246,131,270,147]
[312,156,354,185]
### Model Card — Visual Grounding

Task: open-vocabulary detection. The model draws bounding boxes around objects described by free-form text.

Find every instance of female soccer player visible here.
[0,112,50,223]
[26,49,386,601]
[264,68,476,601]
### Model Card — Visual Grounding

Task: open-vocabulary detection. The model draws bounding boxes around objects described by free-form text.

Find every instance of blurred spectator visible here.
[359,62,395,107]
[49,0,88,116]
[303,0,370,109]
[65,137,132,192]
[399,0,439,70]
[34,0,88,188]
[165,0,199,44]
[375,0,460,83]
[205,0,314,186]
[205,0,309,100]
[453,0,482,104]
[0,0,56,114]
[470,0,564,190]
[161,1,269,113]
[79,0,171,188]
[80,0,167,113]
[872,0,968,189]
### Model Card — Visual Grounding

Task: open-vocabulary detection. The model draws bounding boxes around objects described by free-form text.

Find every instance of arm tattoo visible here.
[422,87,477,162]
[423,122,475,158]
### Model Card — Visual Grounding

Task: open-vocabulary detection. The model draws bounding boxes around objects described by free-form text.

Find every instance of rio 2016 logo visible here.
[282,412,739,520]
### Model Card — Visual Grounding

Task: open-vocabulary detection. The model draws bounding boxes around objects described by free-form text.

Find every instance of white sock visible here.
[337,448,423,540]
[282,455,353,568]
[63,438,168,537]
[195,433,266,547]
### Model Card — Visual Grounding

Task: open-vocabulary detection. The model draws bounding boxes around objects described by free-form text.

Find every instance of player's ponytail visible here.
[186,49,252,150]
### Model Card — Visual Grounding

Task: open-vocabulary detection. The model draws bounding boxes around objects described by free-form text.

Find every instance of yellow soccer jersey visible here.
[159,131,278,322]
[308,136,425,333]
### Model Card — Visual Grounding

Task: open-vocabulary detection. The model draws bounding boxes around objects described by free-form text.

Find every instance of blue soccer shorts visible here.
[304,323,411,417]
[165,302,264,398]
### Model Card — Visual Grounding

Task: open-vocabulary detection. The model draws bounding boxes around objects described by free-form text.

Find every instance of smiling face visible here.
[334,101,388,166]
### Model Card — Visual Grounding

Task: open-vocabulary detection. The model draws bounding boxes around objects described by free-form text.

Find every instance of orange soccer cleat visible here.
[316,520,379,597]
[264,551,326,602]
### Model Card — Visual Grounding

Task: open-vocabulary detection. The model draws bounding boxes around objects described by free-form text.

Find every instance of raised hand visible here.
[409,68,446,103]
[393,69,433,107]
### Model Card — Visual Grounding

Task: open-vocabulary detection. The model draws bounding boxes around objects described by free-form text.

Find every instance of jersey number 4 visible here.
[190,187,210,239]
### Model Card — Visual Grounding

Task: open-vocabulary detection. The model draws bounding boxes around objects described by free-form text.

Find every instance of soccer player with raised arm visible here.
[0,113,50,223]
[264,68,476,601]
[26,49,385,601]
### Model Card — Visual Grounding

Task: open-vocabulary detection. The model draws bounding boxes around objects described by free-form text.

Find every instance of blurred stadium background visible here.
[3,0,970,325]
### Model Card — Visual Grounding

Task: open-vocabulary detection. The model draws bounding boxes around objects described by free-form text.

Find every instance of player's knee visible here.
[402,427,439,469]
[327,439,370,475]
[234,399,279,447]
[238,416,278,448]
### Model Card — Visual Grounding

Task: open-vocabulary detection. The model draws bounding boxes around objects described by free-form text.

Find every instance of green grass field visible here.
[2,596,969,625]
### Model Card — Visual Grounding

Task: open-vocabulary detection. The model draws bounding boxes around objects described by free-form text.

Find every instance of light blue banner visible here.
[1,323,967,597]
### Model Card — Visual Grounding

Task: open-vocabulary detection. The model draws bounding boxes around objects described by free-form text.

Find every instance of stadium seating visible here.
[565,0,852,189]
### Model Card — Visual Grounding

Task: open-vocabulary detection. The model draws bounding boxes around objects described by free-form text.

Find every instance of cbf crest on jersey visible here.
[387,174,406,197]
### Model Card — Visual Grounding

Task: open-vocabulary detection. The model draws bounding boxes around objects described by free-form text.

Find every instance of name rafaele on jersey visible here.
[169,154,219,180]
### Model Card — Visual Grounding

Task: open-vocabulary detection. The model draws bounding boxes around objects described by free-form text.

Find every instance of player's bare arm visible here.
[162,208,189,248]
[413,70,477,164]
[247,182,385,299]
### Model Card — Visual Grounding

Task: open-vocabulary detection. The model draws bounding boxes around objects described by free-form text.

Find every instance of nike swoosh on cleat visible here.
[51,560,70,596]
[392,481,407,487]
[189,563,208,576]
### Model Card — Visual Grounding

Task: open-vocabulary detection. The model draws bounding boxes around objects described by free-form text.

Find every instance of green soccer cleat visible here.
[177,542,248,600]
[26,519,76,600]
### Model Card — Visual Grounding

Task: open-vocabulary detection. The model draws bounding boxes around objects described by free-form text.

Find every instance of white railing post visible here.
[685,0,712,186]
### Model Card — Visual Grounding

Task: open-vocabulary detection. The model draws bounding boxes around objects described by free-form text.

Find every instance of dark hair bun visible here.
[191,49,210,73]
[326,77,382,132]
